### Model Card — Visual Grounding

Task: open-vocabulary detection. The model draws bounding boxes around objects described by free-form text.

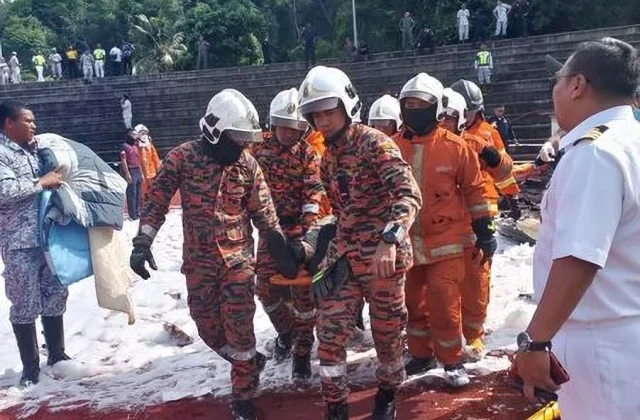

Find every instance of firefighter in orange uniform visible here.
[393,73,497,388]
[303,130,332,218]
[449,80,520,357]
[368,95,403,138]
[134,124,162,199]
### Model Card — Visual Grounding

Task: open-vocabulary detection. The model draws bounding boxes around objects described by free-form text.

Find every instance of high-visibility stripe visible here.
[319,364,347,378]
[463,319,485,331]
[437,337,462,348]
[430,244,464,259]
[468,203,493,214]
[263,299,282,314]
[226,346,257,361]
[294,308,316,320]
[495,177,517,189]
[411,144,428,265]
[140,224,158,240]
[302,203,320,214]
[406,327,431,337]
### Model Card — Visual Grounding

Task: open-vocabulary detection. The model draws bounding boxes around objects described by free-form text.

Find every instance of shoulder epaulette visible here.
[573,125,609,146]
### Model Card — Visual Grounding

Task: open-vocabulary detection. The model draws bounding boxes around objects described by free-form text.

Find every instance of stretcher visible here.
[527,401,561,420]
[496,216,540,245]
[270,270,313,287]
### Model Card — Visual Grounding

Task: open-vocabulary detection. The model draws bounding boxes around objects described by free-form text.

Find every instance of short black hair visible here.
[0,101,27,129]
[566,37,639,100]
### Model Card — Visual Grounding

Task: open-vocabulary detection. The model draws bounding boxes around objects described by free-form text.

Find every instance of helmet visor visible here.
[369,119,395,128]
[225,128,264,145]
[299,97,340,116]
[399,91,438,105]
[270,115,309,131]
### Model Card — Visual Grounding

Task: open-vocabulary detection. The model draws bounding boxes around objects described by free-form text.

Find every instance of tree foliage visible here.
[0,0,638,70]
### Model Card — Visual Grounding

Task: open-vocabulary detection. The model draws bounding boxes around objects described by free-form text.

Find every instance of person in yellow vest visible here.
[65,46,79,79]
[93,44,106,78]
[32,52,46,82]
[474,44,493,92]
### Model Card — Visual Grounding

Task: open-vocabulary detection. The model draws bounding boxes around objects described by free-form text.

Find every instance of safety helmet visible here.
[368,95,402,128]
[442,88,468,132]
[269,88,308,131]
[450,79,484,112]
[298,66,362,128]
[399,73,445,120]
[199,89,262,145]
[134,124,149,134]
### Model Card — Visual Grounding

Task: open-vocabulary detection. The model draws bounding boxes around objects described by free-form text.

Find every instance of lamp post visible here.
[352,0,359,49]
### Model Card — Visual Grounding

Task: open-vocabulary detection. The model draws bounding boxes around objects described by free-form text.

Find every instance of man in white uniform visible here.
[515,38,640,419]
[457,4,471,43]
[493,1,511,37]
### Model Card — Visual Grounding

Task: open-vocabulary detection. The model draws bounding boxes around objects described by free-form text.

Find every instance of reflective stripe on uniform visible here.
[263,299,283,314]
[140,224,159,240]
[226,346,257,361]
[437,337,462,349]
[319,364,347,378]
[468,203,493,214]
[406,327,431,337]
[495,176,517,190]
[463,318,484,331]
[430,243,464,259]
[294,308,316,320]
[411,144,428,265]
[302,203,320,214]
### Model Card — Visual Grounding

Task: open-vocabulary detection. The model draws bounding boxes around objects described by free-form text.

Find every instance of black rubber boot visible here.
[255,351,267,373]
[292,354,312,382]
[273,332,294,362]
[372,387,396,420]
[404,357,437,377]
[265,230,300,279]
[230,399,257,420]
[42,315,71,366]
[325,401,349,420]
[12,323,41,387]
[355,300,365,331]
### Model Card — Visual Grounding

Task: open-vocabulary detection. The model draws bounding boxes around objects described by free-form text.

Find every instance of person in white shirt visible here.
[8,52,21,84]
[121,94,132,129]
[110,45,122,76]
[457,4,471,43]
[49,48,63,80]
[493,0,512,37]
[515,38,640,420]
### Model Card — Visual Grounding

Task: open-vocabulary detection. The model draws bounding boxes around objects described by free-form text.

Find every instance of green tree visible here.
[1,15,53,60]
[132,14,187,74]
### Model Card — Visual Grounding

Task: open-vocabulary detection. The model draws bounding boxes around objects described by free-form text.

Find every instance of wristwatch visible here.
[516,331,552,352]
[381,223,405,245]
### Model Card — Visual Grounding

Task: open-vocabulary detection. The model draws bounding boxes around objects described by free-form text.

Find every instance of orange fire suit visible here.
[458,120,520,346]
[252,135,325,357]
[394,127,491,365]
[137,139,162,199]
[318,124,421,403]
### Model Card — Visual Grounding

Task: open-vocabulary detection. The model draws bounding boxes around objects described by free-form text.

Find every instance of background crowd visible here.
[0,0,637,81]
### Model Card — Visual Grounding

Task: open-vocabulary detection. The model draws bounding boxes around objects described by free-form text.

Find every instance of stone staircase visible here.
[1,24,638,163]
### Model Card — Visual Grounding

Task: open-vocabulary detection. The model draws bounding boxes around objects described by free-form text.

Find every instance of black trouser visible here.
[305,45,316,69]
[123,57,133,75]
[126,167,143,220]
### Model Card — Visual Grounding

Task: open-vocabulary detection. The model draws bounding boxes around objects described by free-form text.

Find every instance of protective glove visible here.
[266,229,303,279]
[538,142,556,163]
[130,233,157,279]
[310,256,351,303]
[479,146,502,168]
[305,223,337,275]
[507,197,522,221]
[472,217,498,264]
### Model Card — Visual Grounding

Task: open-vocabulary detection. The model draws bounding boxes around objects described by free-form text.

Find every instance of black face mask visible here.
[402,106,439,136]
[202,133,246,166]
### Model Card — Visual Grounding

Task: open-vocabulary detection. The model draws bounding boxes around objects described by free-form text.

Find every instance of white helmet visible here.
[134,124,149,134]
[399,73,444,120]
[368,95,402,128]
[269,88,308,131]
[442,88,468,132]
[199,89,262,145]
[298,66,362,128]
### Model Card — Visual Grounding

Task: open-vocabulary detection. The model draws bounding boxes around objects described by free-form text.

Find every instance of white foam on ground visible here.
[0,209,536,415]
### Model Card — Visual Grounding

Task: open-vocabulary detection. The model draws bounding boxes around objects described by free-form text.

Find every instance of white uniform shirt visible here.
[494,2,511,21]
[534,106,640,323]
[457,9,470,25]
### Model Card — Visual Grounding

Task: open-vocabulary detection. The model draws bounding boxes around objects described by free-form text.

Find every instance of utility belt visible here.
[478,64,491,68]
